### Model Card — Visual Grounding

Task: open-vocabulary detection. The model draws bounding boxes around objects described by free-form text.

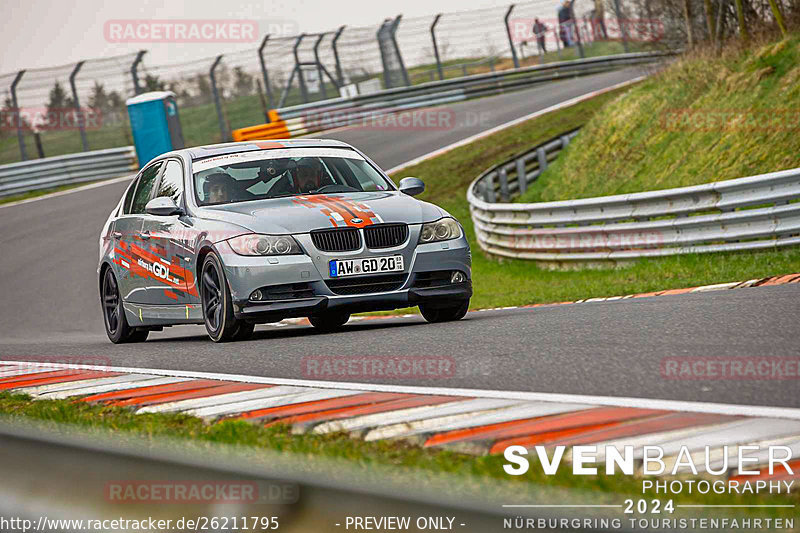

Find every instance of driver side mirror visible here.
[145,197,184,216]
[399,177,425,197]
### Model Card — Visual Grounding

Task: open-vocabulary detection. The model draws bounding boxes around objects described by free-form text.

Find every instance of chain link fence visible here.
[1,0,672,166]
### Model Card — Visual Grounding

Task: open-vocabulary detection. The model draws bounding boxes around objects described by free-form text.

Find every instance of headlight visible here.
[227,234,302,256]
[418,217,462,244]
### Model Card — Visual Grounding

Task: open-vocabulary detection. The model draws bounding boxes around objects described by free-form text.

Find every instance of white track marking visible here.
[0,175,132,210]
[0,368,59,378]
[352,398,522,436]
[568,421,745,463]
[384,76,646,175]
[364,399,525,441]
[6,360,800,421]
[37,376,186,400]
[650,419,800,460]
[188,389,361,420]
[17,374,159,397]
[136,385,306,414]
[391,402,596,441]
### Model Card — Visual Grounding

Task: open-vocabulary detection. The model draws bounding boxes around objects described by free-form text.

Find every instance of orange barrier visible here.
[232,110,291,141]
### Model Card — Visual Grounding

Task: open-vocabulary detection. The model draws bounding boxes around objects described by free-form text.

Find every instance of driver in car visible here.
[204,172,235,204]
[295,158,326,193]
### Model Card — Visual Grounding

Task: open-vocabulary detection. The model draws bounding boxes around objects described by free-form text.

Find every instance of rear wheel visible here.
[309,311,350,332]
[101,268,149,343]
[419,299,469,323]
[201,252,246,342]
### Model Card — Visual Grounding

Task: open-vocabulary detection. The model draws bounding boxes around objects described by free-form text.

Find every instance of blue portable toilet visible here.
[126,91,185,168]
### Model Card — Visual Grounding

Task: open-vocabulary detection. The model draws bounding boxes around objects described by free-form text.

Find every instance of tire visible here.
[309,312,350,332]
[200,252,245,342]
[419,299,469,323]
[101,267,149,344]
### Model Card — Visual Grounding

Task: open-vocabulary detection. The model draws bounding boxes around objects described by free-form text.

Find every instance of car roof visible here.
[181,138,353,160]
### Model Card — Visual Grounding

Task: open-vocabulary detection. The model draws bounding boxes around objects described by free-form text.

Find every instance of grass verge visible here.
[387,50,800,312]
[0,390,796,514]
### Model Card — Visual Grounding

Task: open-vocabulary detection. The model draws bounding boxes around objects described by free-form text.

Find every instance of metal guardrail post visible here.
[332,26,346,87]
[209,55,230,142]
[430,14,444,81]
[505,5,520,69]
[130,50,146,96]
[313,33,328,100]
[537,147,547,172]
[293,34,309,104]
[69,60,89,152]
[516,157,527,194]
[10,70,27,162]
[258,34,275,112]
[390,15,411,87]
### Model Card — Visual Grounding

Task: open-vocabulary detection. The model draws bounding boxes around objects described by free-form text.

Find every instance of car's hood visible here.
[195,191,446,234]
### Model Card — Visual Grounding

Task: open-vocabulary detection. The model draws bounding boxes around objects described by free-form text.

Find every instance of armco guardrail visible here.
[233,51,673,142]
[467,132,800,266]
[0,146,138,198]
[0,420,636,533]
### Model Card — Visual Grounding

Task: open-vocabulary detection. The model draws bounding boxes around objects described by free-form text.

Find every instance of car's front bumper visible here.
[218,230,472,323]
[234,280,473,323]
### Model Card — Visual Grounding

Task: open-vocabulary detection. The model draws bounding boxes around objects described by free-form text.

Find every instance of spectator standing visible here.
[533,18,548,54]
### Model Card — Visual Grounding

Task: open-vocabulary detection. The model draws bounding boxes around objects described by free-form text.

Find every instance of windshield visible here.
[192,148,394,206]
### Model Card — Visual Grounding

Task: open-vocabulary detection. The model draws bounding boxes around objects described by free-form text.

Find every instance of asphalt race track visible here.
[1,66,797,410]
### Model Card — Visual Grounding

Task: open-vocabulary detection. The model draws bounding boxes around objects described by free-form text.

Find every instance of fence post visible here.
[258,34,275,112]
[131,50,146,96]
[505,5,520,69]
[313,33,328,100]
[293,34,309,104]
[10,70,28,161]
[69,61,89,152]
[430,14,444,81]
[389,15,411,86]
[377,20,393,89]
[613,0,630,52]
[569,2,585,58]
[209,55,230,142]
[332,25,346,87]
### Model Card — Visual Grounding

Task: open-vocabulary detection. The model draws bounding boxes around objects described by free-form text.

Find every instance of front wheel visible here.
[101,268,149,344]
[201,252,247,342]
[309,312,350,332]
[419,299,469,323]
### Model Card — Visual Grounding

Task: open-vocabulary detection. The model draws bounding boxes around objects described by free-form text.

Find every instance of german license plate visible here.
[329,255,404,277]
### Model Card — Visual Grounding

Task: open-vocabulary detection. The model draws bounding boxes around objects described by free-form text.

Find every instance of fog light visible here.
[251,289,263,301]
[451,271,466,284]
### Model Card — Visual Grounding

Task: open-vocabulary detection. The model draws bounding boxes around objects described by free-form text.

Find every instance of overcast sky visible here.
[1,0,522,74]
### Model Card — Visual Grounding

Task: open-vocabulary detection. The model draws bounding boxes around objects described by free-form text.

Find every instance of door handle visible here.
[112,231,123,239]
[139,231,151,240]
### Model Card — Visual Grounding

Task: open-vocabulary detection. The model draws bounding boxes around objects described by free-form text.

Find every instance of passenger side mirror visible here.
[399,177,425,197]
[145,197,184,216]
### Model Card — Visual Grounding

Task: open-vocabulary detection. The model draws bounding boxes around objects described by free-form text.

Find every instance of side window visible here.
[122,178,139,215]
[129,162,163,214]
[155,160,184,205]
